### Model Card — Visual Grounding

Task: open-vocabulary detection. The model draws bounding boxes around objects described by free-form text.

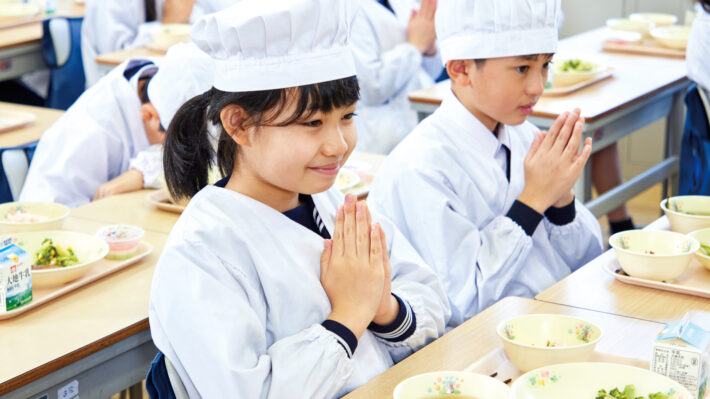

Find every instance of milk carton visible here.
[0,238,32,312]
[651,314,710,399]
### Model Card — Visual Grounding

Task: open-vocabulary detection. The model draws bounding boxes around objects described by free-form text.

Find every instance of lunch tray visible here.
[543,69,614,96]
[604,257,710,299]
[147,190,185,214]
[602,39,686,58]
[0,242,153,320]
[464,347,650,386]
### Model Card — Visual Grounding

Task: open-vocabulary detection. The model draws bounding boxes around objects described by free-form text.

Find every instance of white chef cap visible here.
[190,0,358,92]
[436,0,562,63]
[148,42,214,129]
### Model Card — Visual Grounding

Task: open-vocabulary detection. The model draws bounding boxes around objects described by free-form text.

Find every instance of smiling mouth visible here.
[309,163,340,176]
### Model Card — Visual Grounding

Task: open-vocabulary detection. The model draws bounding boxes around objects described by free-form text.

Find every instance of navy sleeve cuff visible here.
[506,200,543,236]
[322,319,358,358]
[368,293,416,342]
[545,198,576,226]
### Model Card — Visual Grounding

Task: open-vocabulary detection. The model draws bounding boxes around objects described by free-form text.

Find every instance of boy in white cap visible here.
[20,43,212,208]
[147,0,449,397]
[368,0,603,328]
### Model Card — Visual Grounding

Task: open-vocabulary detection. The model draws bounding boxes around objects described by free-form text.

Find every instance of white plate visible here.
[335,168,361,191]
[511,362,692,399]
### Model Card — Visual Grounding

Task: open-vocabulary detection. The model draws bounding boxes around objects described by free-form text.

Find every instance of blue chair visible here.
[0,141,38,203]
[41,17,85,110]
[679,84,710,195]
[146,352,188,399]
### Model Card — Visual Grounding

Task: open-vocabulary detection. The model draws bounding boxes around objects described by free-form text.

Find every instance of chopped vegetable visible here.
[700,243,710,256]
[33,238,79,269]
[557,59,597,72]
[595,384,668,399]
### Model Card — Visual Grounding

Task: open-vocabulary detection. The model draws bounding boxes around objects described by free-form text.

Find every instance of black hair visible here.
[137,75,153,104]
[700,0,710,13]
[164,76,360,201]
[473,53,555,68]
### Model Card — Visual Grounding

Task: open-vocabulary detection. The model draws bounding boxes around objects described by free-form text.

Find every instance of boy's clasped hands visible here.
[518,108,592,214]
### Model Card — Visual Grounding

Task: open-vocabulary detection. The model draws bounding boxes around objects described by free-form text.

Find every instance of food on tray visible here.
[32,238,79,269]
[595,384,668,399]
[4,209,49,224]
[557,59,598,72]
[700,243,710,256]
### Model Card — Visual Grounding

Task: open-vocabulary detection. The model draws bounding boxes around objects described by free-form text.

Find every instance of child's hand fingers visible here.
[564,118,585,159]
[320,239,332,283]
[378,224,391,280]
[542,111,568,150]
[554,109,580,152]
[572,137,593,174]
[526,130,545,161]
[370,223,383,270]
[332,205,345,256]
[356,202,371,257]
[343,194,357,257]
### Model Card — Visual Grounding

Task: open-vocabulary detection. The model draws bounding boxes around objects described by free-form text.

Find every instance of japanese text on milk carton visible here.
[0,237,32,312]
[652,315,709,399]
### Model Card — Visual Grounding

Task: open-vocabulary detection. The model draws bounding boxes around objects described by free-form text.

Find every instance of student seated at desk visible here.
[350,0,442,154]
[147,1,449,397]
[20,43,213,208]
[81,0,236,87]
[367,0,603,328]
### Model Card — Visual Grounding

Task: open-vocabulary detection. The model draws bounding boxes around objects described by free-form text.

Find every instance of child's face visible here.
[239,102,358,196]
[457,55,552,130]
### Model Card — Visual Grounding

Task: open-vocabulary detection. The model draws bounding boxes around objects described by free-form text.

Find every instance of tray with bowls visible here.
[0,229,153,320]
[603,13,689,58]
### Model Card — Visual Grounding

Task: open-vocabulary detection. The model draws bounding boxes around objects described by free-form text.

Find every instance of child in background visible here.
[368,0,603,328]
[81,0,234,87]
[350,0,441,153]
[20,43,213,208]
[147,1,449,397]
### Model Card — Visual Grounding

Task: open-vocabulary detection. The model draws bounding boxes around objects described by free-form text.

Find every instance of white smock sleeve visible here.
[129,144,164,189]
[542,199,604,272]
[149,239,357,399]
[369,167,537,326]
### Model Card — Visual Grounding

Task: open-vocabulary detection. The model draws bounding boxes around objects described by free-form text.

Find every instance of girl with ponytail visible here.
[147,1,449,398]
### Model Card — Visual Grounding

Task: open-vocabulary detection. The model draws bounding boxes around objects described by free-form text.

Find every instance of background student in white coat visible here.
[20,44,213,208]
[81,0,234,87]
[688,0,710,93]
[147,1,449,397]
[368,0,603,328]
[350,0,442,154]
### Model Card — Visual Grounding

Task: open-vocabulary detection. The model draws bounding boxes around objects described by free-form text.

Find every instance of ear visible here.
[220,105,251,146]
[141,103,161,129]
[446,59,473,86]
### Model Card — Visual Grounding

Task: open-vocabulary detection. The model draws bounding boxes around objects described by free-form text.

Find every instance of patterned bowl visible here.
[393,371,510,399]
[609,230,699,281]
[688,228,710,271]
[661,196,710,234]
[496,314,602,372]
[0,202,69,234]
[511,362,691,399]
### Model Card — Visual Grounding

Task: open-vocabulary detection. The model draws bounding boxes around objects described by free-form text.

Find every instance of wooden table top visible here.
[408,27,688,123]
[71,190,180,235]
[0,216,168,395]
[536,217,710,324]
[0,102,63,148]
[95,46,167,67]
[345,296,666,399]
[0,0,84,30]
